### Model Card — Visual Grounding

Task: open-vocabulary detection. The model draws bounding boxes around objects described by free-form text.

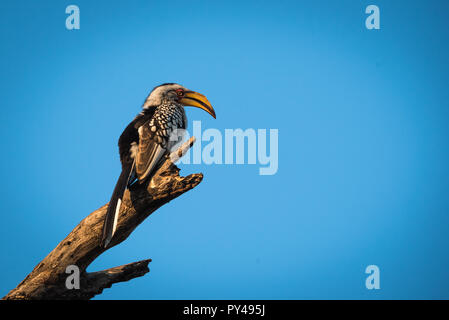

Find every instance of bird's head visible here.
[143,83,216,119]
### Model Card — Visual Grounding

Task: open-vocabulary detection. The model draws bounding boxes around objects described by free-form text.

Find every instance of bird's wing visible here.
[135,120,167,182]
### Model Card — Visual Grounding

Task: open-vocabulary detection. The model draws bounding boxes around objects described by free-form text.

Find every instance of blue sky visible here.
[1,0,449,299]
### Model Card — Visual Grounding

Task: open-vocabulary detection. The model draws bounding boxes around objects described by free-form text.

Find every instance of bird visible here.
[101,83,216,248]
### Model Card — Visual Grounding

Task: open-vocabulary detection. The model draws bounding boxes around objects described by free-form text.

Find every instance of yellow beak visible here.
[180,90,216,119]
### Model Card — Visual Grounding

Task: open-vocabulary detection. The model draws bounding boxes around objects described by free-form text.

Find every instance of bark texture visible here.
[2,138,201,300]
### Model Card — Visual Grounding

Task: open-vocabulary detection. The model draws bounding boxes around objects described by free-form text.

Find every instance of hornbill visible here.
[101,83,216,248]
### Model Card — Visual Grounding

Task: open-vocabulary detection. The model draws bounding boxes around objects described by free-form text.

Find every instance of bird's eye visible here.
[176,90,184,97]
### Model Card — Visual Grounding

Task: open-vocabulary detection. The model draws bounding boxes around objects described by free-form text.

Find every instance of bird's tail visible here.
[101,162,135,248]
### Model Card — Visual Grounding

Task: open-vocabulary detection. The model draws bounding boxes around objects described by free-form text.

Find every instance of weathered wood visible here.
[2,137,201,300]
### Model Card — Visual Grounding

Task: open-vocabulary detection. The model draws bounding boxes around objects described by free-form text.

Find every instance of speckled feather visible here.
[135,101,186,180]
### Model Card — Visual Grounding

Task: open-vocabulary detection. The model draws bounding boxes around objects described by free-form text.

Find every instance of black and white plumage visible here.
[101,83,215,248]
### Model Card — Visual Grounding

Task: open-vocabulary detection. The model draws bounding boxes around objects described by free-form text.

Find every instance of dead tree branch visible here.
[2,137,201,300]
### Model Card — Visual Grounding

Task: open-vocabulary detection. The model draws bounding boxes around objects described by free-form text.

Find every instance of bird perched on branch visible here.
[101,83,216,248]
